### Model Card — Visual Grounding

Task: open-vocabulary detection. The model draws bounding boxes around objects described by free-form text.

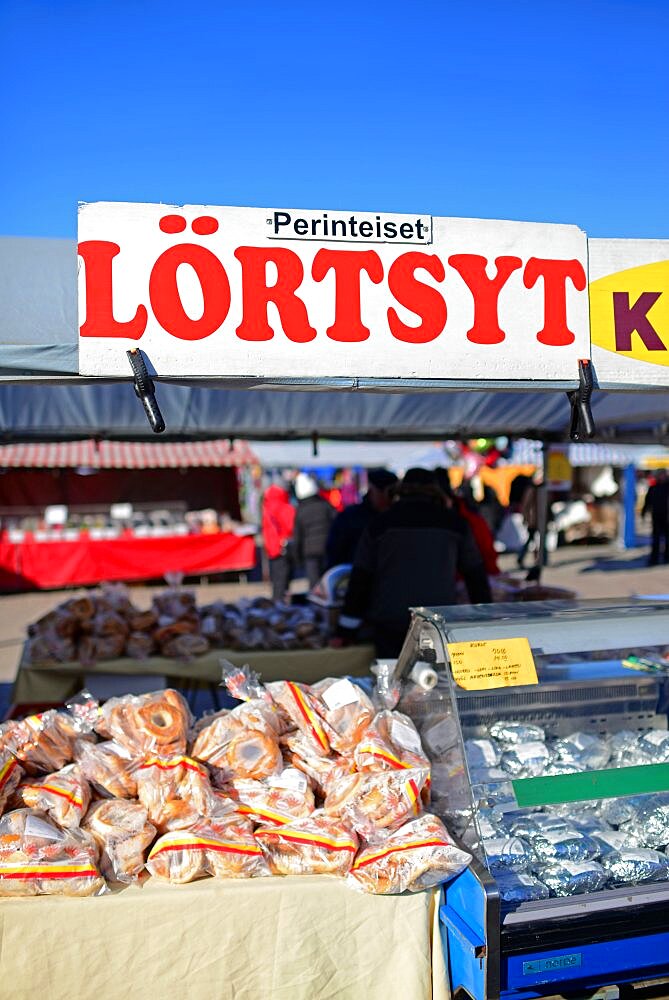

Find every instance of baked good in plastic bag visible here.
[256,810,358,876]
[355,711,430,774]
[191,702,283,781]
[1,711,79,775]
[310,678,375,754]
[281,731,356,798]
[18,764,90,829]
[0,751,23,816]
[325,768,427,839]
[95,689,191,757]
[0,808,105,897]
[83,799,156,882]
[223,771,315,826]
[266,680,336,758]
[136,755,222,833]
[349,814,471,894]
[74,739,139,799]
[146,818,266,883]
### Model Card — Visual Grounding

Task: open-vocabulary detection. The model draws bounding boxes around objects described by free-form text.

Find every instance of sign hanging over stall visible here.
[78,202,590,386]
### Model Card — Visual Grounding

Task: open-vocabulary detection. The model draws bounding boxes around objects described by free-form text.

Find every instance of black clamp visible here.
[567,359,595,442]
[127,349,166,434]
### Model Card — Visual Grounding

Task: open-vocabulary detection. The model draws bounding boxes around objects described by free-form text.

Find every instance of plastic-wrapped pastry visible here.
[0,809,105,897]
[0,751,23,816]
[266,681,336,758]
[1,711,79,775]
[74,739,139,799]
[125,632,156,659]
[553,732,611,771]
[489,722,545,745]
[464,739,502,770]
[255,810,358,876]
[481,837,533,874]
[529,828,599,864]
[146,818,266,883]
[536,860,608,896]
[162,633,210,659]
[281,731,356,798]
[600,848,669,885]
[191,697,286,777]
[136,755,220,833]
[310,678,375,754]
[18,764,90,829]
[83,800,156,882]
[349,814,471,894]
[496,871,550,904]
[324,768,427,838]
[95,689,191,757]
[355,711,430,775]
[223,772,315,826]
[501,742,551,777]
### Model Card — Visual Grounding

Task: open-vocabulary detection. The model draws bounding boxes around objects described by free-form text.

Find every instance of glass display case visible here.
[393,598,669,1000]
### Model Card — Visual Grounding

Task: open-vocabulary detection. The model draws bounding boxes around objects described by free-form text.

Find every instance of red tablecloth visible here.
[0,531,257,591]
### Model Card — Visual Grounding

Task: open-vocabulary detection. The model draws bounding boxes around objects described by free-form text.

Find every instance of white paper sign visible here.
[78,202,589,384]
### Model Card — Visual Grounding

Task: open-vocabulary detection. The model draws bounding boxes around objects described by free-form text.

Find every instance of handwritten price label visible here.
[446,637,538,690]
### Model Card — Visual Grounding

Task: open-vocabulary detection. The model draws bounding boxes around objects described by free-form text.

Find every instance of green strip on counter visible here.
[512,763,669,807]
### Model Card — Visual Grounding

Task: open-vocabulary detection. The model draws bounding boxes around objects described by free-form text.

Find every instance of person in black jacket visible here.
[642,469,669,565]
[337,467,492,657]
[326,468,398,568]
[292,473,336,588]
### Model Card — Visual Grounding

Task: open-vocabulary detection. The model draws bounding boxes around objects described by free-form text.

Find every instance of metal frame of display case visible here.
[395,599,669,1000]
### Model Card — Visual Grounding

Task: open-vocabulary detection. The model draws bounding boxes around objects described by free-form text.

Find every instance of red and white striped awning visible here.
[0,439,258,470]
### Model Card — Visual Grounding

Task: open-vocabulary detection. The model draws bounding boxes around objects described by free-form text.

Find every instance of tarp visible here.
[0,237,667,443]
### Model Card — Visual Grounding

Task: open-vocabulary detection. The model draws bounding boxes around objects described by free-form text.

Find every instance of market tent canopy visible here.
[0,438,257,469]
[0,237,667,442]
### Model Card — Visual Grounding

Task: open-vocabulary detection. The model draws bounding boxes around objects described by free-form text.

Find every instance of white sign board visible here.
[78,202,590,385]
[588,238,669,389]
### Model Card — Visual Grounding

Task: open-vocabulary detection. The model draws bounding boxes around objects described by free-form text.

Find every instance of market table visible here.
[0,530,257,592]
[0,874,449,1000]
[12,644,377,705]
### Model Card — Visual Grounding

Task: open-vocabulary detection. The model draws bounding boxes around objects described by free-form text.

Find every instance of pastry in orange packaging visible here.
[95,689,191,757]
[74,739,139,799]
[349,813,471,894]
[1,711,80,775]
[0,751,23,816]
[324,768,427,838]
[255,810,358,876]
[355,710,430,776]
[266,681,336,758]
[223,771,315,826]
[146,819,267,883]
[18,763,90,829]
[136,755,220,832]
[83,800,156,882]
[310,678,375,754]
[281,731,355,798]
[0,808,105,897]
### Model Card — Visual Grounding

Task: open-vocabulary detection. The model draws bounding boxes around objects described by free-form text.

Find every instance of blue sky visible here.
[2,0,668,239]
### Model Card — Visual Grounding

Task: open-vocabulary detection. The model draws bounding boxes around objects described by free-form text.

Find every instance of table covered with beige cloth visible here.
[0,874,449,1000]
[12,644,376,706]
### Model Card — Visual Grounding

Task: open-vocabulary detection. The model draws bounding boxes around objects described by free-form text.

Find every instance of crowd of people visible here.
[260,466,527,657]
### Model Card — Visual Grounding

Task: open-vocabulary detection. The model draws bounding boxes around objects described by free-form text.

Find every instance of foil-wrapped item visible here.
[619,794,669,849]
[496,871,550,904]
[465,739,501,769]
[609,730,644,766]
[529,828,600,863]
[554,732,611,771]
[600,796,649,827]
[592,829,641,857]
[506,813,568,841]
[570,816,613,837]
[482,836,532,874]
[637,730,669,763]
[600,848,669,885]
[475,808,507,841]
[500,741,550,777]
[537,860,608,896]
[474,781,516,812]
[543,762,580,776]
[489,721,546,745]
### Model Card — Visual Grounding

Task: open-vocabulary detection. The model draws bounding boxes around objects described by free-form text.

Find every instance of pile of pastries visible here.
[25,590,327,667]
[0,673,470,896]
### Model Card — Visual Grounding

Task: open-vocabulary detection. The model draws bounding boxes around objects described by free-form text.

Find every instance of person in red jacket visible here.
[262,483,296,602]
[435,468,499,576]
